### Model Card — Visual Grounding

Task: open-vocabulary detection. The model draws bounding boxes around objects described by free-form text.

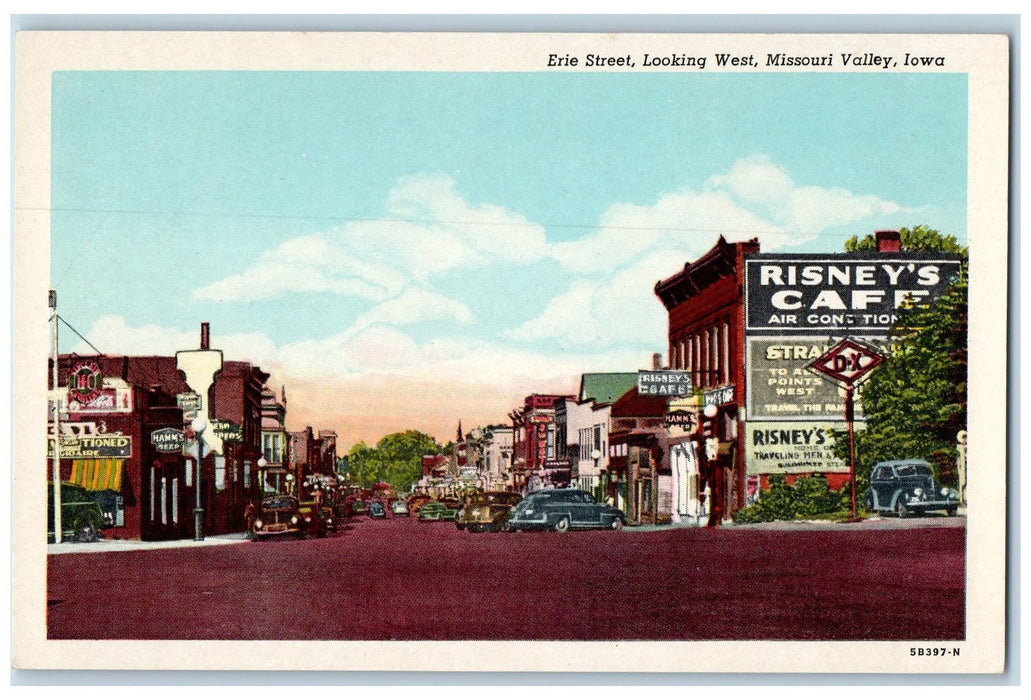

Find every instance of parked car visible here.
[406,493,433,514]
[864,459,960,518]
[506,489,626,532]
[391,500,410,517]
[47,481,111,542]
[418,501,458,522]
[455,491,523,532]
[350,498,368,516]
[297,501,331,537]
[254,494,303,539]
[368,501,387,519]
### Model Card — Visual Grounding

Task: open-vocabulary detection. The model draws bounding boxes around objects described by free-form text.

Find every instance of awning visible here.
[70,458,123,491]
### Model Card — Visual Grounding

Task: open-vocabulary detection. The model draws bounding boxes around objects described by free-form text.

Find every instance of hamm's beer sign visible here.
[744,254,962,335]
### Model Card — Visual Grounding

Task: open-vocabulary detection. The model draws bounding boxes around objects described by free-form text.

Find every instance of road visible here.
[47,515,965,641]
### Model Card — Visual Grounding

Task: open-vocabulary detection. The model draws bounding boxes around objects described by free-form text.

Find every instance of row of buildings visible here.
[442,231,962,526]
[47,323,338,540]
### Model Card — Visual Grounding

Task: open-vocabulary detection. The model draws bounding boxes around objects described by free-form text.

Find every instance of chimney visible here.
[652,353,663,371]
[875,230,901,253]
[200,322,210,350]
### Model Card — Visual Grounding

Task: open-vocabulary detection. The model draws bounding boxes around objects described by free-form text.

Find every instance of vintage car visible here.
[406,493,433,514]
[506,488,627,532]
[391,499,410,517]
[368,501,387,519]
[253,494,303,539]
[418,501,458,522]
[864,459,960,518]
[297,500,331,537]
[47,482,112,543]
[455,491,523,532]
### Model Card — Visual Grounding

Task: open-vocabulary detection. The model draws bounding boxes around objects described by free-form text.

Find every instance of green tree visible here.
[345,431,448,492]
[835,226,968,488]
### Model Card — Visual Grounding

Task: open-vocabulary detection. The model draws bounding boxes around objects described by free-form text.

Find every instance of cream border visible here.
[12,31,1010,673]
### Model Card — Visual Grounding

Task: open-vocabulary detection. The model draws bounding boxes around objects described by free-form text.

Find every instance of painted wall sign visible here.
[745,338,886,421]
[210,420,243,443]
[150,428,185,453]
[48,433,132,459]
[743,254,962,335]
[638,370,692,397]
[745,421,847,475]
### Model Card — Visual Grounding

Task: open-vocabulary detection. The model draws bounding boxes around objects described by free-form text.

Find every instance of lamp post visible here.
[191,416,207,541]
[257,457,268,494]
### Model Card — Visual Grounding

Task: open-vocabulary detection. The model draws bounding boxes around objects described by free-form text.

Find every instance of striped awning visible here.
[70,458,123,491]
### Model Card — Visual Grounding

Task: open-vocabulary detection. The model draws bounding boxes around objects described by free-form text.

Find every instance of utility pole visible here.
[49,289,61,543]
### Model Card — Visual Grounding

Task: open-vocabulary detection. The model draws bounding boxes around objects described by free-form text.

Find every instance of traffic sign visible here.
[807,339,884,386]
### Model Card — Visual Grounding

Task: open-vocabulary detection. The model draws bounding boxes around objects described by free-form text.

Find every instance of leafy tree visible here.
[345,431,448,491]
[835,226,968,487]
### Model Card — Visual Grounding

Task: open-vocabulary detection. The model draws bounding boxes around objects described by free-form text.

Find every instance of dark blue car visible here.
[864,459,959,518]
[506,488,626,532]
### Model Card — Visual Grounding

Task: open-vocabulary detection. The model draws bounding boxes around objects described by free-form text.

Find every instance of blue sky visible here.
[50,70,967,445]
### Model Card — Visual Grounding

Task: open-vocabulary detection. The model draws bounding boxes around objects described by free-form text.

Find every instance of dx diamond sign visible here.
[807,338,884,386]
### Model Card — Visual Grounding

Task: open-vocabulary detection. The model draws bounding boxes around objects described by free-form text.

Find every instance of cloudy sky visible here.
[50,70,967,447]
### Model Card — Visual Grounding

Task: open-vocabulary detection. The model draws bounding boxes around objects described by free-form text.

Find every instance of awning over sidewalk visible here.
[70,458,123,491]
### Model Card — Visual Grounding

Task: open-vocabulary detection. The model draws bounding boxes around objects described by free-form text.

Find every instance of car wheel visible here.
[946,507,958,517]
[895,499,909,519]
[610,518,624,531]
[554,516,571,533]
[864,494,875,512]
[76,519,98,543]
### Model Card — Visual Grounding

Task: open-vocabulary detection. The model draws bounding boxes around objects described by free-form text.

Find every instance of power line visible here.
[58,315,102,355]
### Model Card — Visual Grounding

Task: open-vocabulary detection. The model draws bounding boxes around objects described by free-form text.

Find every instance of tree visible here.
[345,430,448,492]
[835,226,968,488]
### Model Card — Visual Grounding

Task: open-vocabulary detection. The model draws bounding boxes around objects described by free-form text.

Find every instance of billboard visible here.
[746,338,892,421]
[745,421,848,475]
[743,254,962,336]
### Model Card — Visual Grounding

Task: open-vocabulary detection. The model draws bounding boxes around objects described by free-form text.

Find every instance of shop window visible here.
[243,460,251,488]
[215,456,226,491]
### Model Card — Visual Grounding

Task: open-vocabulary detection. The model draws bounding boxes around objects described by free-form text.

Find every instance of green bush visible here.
[732,475,851,523]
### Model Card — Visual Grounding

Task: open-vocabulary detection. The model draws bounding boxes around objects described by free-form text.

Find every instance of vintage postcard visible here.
[12,30,1009,674]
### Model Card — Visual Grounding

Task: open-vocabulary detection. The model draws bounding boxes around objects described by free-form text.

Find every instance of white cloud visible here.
[352,287,475,331]
[194,174,548,302]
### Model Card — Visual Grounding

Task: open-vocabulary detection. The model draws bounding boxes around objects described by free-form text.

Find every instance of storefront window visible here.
[215,455,226,491]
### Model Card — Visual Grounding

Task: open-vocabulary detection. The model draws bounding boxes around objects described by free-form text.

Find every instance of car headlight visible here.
[291,515,299,525]
[940,487,949,497]
[254,519,263,529]
[913,487,923,497]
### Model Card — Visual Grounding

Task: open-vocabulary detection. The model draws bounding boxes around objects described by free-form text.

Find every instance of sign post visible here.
[807,338,884,518]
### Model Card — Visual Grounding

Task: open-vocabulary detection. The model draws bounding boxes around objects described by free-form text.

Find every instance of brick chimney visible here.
[652,353,663,370]
[875,230,902,252]
[200,322,210,350]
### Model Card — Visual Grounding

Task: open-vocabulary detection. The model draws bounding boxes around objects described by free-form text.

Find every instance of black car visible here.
[506,488,626,532]
[47,482,111,542]
[864,459,960,518]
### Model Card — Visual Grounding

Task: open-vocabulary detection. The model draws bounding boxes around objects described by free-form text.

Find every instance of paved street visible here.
[47,515,965,641]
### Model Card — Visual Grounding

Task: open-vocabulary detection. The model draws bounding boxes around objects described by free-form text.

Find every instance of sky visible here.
[50,70,968,449]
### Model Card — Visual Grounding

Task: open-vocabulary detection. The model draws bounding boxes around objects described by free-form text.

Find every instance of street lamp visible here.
[191,416,207,541]
[257,457,268,494]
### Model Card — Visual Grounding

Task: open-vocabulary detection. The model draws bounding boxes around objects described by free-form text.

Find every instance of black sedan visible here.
[864,459,960,518]
[506,488,626,532]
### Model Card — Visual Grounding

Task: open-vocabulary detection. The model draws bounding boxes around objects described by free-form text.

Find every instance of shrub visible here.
[732,475,850,524]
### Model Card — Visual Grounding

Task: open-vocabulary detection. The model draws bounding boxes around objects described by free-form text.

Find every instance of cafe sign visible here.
[703,385,735,408]
[151,428,185,453]
[638,370,692,397]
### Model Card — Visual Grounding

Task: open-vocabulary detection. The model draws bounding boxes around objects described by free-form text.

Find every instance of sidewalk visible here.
[47,532,252,555]
[628,509,966,532]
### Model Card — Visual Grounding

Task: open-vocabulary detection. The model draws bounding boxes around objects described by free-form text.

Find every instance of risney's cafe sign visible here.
[744,254,962,335]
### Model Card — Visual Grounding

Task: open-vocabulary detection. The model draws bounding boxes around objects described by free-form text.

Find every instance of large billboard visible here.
[744,254,962,336]
[745,421,848,475]
[746,337,893,421]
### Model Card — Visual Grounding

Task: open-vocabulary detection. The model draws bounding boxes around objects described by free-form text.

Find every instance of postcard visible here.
[12,30,1009,674]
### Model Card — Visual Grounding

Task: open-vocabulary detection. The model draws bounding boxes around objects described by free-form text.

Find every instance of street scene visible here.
[28,34,988,657]
[48,513,965,641]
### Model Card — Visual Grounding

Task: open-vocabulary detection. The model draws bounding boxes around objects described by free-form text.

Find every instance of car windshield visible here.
[897,464,933,477]
[262,496,297,509]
